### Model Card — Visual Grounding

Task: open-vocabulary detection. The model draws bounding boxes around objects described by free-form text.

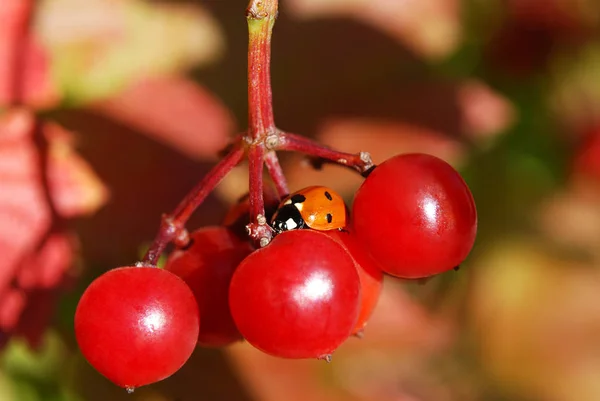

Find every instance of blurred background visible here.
[2,0,600,400]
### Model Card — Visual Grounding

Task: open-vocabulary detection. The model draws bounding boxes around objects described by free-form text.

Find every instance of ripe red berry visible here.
[229,230,360,359]
[325,228,383,334]
[165,226,253,347]
[352,153,477,278]
[74,266,199,390]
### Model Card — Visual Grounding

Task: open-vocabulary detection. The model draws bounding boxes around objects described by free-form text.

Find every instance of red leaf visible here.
[457,80,516,142]
[0,232,75,347]
[0,289,26,330]
[0,1,59,108]
[44,121,109,217]
[17,232,76,290]
[0,109,106,345]
[12,289,62,348]
[0,111,51,295]
[93,76,235,160]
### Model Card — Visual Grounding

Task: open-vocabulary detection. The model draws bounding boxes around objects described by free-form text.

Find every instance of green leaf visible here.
[1,331,68,384]
[36,0,225,105]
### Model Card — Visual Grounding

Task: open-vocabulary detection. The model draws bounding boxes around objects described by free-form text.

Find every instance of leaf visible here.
[286,0,462,59]
[0,109,107,346]
[36,0,225,104]
[0,0,59,109]
[457,80,516,143]
[2,330,68,383]
[44,122,109,217]
[16,233,76,290]
[0,290,26,332]
[92,76,235,160]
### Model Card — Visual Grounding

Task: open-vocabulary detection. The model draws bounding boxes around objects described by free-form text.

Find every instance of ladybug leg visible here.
[453,265,460,271]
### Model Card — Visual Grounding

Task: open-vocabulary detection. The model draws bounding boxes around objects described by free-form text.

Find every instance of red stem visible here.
[264,151,288,197]
[243,0,280,246]
[278,132,374,175]
[246,0,278,140]
[142,145,245,265]
[246,145,272,246]
[248,146,265,220]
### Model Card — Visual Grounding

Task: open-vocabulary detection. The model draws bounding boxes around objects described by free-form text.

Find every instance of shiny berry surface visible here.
[229,230,360,359]
[352,153,477,278]
[166,226,253,347]
[74,266,199,389]
[325,228,383,334]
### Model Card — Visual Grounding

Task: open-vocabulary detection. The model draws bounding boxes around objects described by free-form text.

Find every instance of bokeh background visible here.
[2,0,600,400]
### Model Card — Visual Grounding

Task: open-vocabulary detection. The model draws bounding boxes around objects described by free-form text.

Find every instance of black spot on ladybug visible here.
[290,194,306,204]
[324,191,333,201]
[326,213,333,223]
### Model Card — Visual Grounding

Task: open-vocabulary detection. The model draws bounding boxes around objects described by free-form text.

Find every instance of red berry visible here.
[165,226,252,347]
[229,230,360,359]
[74,266,199,390]
[352,154,477,278]
[325,228,383,334]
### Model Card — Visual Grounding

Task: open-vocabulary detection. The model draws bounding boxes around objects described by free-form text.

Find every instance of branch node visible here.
[265,134,280,150]
[246,0,278,20]
[173,228,191,249]
[257,214,268,226]
[359,151,372,164]
[246,222,273,247]
[243,134,254,145]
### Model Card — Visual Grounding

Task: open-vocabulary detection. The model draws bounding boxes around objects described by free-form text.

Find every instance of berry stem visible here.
[243,0,280,246]
[246,145,273,246]
[142,145,245,265]
[246,0,278,140]
[277,132,375,175]
[248,145,265,220]
[264,151,289,197]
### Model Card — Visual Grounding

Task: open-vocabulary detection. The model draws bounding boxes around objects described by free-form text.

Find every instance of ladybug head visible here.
[270,204,306,233]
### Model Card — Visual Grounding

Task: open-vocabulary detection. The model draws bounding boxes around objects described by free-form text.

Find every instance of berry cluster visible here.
[73,0,477,393]
[74,153,476,390]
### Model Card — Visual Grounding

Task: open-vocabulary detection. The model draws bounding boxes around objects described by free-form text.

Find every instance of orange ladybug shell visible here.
[278,186,347,231]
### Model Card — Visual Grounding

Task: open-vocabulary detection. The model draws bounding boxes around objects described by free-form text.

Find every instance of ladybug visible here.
[271,186,347,233]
